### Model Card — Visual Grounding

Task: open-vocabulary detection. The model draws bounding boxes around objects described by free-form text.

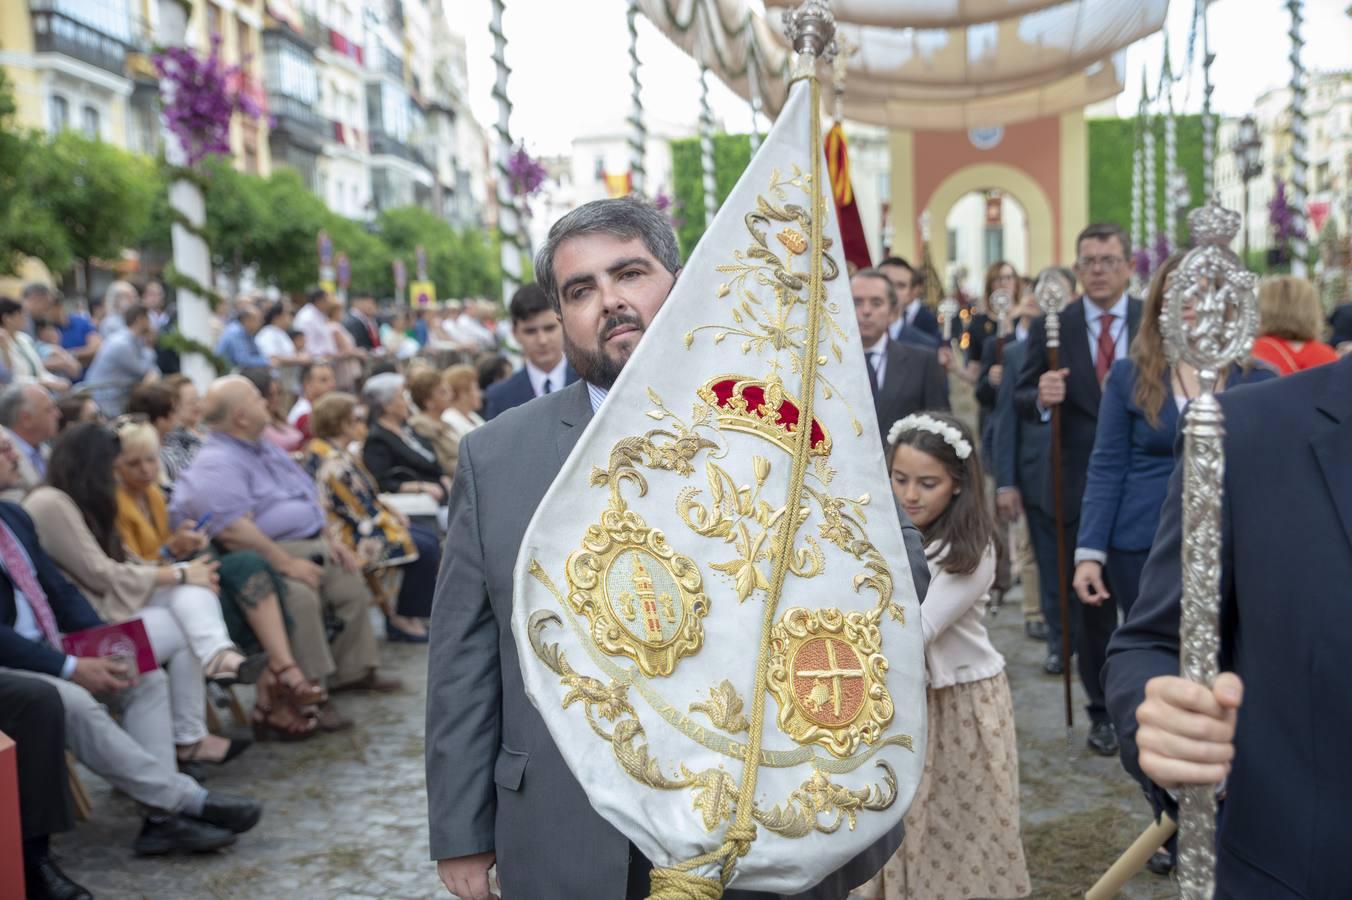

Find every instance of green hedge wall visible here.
[1087,114,1205,251]
[670,133,753,258]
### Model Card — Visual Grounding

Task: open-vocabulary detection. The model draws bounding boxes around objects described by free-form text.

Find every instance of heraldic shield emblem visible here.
[512,38,926,898]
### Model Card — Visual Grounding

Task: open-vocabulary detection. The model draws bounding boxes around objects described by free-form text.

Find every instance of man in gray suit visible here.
[427,198,932,900]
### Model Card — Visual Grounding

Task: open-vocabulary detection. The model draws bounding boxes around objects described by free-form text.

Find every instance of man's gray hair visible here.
[361,372,405,422]
[0,384,35,428]
[852,267,899,308]
[534,197,681,312]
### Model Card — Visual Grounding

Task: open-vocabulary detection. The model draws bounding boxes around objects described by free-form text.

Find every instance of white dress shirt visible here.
[863,334,888,387]
[1083,293,1130,368]
[255,324,297,360]
[526,358,568,398]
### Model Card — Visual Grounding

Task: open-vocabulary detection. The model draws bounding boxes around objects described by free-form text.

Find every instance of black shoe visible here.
[133,815,236,856]
[1025,619,1048,641]
[1042,652,1064,675]
[1146,848,1176,876]
[24,855,92,900]
[1087,720,1120,757]
[193,792,263,835]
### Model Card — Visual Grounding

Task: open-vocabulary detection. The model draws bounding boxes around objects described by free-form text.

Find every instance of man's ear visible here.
[672,267,682,283]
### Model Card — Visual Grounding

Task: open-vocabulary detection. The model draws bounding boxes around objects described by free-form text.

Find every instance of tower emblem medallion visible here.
[565,506,709,677]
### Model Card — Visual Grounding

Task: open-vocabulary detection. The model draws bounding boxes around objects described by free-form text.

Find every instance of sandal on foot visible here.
[271,663,326,706]
[250,701,318,742]
[206,651,269,689]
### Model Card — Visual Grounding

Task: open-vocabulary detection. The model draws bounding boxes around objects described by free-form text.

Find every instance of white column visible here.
[626,0,646,195]
[1287,0,1309,277]
[1144,114,1158,267]
[157,0,214,391]
[698,65,717,228]
[491,0,523,300]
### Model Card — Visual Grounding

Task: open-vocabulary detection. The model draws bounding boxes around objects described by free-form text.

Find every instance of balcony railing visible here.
[30,5,128,76]
[268,93,328,148]
[370,130,429,170]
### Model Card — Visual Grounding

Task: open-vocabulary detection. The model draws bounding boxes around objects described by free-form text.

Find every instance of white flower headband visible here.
[887,414,973,460]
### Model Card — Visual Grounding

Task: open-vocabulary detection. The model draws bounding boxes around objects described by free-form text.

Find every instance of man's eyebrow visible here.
[607,256,653,276]
[559,257,655,298]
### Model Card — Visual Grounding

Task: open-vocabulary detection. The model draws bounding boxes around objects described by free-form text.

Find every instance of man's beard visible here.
[563,313,645,389]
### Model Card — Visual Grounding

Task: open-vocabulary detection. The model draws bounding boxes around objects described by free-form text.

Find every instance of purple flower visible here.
[154,34,265,168]
[1151,233,1171,270]
[1132,248,1151,281]
[505,144,547,199]
[1268,178,1307,265]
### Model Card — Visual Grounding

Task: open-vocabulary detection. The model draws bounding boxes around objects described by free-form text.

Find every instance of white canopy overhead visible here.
[638,0,1168,129]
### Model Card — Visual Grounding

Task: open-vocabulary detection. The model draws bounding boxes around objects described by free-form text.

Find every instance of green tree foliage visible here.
[670,133,753,258]
[1087,115,1205,251]
[0,69,69,274]
[26,131,158,282]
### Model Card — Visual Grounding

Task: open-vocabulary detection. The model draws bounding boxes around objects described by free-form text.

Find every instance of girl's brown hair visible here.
[1130,251,1186,429]
[982,260,1020,309]
[887,412,994,576]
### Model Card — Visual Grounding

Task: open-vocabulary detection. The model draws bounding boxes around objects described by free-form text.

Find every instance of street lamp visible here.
[1232,114,1263,263]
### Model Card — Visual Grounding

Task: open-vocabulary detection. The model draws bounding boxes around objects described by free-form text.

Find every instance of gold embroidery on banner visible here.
[530,559,912,775]
[564,506,709,678]
[528,607,901,837]
[689,679,750,734]
[776,227,807,255]
[767,607,895,759]
[694,373,831,457]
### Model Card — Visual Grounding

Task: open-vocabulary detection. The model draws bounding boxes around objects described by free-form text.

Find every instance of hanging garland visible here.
[162,263,228,312]
[158,329,229,375]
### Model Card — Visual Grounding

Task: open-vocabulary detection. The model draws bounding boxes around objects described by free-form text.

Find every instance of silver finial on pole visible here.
[783,0,836,76]
[1035,272,1069,350]
[1162,198,1258,900]
[937,297,959,343]
[988,288,1014,338]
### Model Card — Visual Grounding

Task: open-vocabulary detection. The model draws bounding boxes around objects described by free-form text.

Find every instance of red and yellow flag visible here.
[825,122,872,272]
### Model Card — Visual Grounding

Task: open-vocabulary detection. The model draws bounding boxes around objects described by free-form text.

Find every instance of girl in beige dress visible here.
[859,412,1030,900]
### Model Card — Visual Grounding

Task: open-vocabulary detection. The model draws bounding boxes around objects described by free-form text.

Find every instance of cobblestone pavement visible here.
[55,597,1177,900]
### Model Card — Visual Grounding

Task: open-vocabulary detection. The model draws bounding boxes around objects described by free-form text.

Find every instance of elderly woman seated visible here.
[159,373,207,482]
[303,392,439,642]
[112,420,325,740]
[23,424,265,763]
[404,364,461,477]
[360,371,450,504]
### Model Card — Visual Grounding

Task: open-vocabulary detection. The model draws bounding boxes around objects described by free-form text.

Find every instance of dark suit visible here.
[888,317,940,350]
[343,311,380,351]
[362,422,445,493]
[992,338,1066,655]
[0,503,103,675]
[0,674,74,844]
[482,363,580,421]
[872,338,950,442]
[426,381,933,899]
[1105,355,1352,899]
[1014,296,1142,723]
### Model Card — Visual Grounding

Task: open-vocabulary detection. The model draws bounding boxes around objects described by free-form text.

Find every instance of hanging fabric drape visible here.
[636,0,1167,129]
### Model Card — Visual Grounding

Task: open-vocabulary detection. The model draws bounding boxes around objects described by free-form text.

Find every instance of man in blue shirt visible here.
[215,304,271,371]
[84,304,159,416]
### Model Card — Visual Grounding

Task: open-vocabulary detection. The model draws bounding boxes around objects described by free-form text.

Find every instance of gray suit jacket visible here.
[426,380,932,899]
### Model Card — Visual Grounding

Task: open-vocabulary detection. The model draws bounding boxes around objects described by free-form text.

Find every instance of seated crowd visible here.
[0,278,513,900]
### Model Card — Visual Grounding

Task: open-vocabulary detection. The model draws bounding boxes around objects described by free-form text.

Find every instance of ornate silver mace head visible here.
[938,296,959,341]
[1162,198,1258,389]
[1034,272,1068,318]
[784,0,837,71]
[988,287,1014,329]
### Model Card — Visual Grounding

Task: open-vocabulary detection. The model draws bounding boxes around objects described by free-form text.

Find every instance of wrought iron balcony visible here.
[370,130,430,170]
[267,93,327,150]
[29,2,129,76]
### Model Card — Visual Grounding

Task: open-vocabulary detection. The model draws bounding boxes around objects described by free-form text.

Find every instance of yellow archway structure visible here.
[925,163,1056,285]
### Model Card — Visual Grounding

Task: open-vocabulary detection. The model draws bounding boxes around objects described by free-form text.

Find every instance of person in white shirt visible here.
[860,412,1029,900]
[256,301,309,393]
[292,289,338,359]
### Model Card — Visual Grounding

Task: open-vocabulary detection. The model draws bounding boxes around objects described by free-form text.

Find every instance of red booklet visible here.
[60,619,156,674]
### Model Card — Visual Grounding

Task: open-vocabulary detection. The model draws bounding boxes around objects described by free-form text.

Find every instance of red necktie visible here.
[366,317,380,349]
[0,521,60,646]
[1095,313,1117,385]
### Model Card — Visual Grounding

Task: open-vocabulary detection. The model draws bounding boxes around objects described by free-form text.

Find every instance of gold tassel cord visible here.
[648,72,829,899]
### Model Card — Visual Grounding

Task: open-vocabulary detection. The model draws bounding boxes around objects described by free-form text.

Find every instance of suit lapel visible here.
[879,340,906,409]
[1061,302,1099,415]
[555,380,595,468]
[1312,360,1352,555]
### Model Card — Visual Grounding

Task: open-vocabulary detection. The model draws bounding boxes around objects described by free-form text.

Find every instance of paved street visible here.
[56,600,1176,899]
